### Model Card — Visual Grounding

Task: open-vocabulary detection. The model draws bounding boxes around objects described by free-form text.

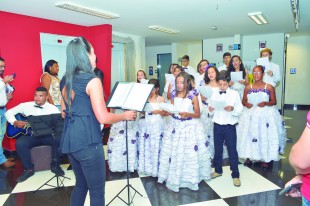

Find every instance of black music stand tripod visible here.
[107,120,143,206]
[27,114,71,193]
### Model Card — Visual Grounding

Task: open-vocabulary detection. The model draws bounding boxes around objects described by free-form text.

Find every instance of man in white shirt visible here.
[5,87,64,182]
[181,55,196,74]
[218,52,231,72]
[0,57,15,168]
[260,48,280,87]
[209,70,243,187]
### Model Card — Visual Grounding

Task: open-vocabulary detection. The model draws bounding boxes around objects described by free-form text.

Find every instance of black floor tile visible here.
[224,190,301,206]
[4,187,73,206]
[140,176,220,206]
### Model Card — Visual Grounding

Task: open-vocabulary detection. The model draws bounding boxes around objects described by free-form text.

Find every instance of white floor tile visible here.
[179,199,229,206]
[0,194,10,205]
[205,165,280,199]
[104,177,151,206]
[104,145,108,160]
[12,164,76,193]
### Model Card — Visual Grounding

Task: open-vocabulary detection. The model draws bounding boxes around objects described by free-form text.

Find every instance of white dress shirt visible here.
[210,88,243,125]
[263,62,280,87]
[0,78,8,107]
[183,65,196,75]
[5,101,60,125]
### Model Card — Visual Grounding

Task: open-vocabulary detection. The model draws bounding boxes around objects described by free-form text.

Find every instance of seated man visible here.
[5,87,64,182]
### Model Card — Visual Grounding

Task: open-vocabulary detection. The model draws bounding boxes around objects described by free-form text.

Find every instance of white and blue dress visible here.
[237,84,286,162]
[107,109,139,172]
[138,99,164,177]
[158,94,212,192]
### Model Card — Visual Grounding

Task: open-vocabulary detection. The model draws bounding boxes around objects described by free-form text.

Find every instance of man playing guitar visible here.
[5,87,64,182]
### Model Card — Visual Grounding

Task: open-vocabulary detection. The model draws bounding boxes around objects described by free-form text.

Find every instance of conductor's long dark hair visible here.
[64,36,93,114]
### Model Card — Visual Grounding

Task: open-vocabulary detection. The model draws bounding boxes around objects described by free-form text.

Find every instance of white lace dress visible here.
[107,109,139,172]
[138,100,164,177]
[237,85,286,162]
[158,95,212,192]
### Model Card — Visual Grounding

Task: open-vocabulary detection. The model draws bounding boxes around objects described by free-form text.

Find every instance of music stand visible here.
[26,114,71,193]
[106,82,153,205]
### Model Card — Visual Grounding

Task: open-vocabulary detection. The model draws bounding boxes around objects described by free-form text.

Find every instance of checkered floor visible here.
[0,152,300,206]
[0,110,305,206]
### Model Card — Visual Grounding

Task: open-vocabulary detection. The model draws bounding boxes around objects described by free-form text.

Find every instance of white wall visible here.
[171,42,202,68]
[202,37,234,67]
[203,33,285,108]
[242,33,285,108]
[188,43,203,70]
[112,31,146,74]
[145,45,171,79]
[285,34,310,105]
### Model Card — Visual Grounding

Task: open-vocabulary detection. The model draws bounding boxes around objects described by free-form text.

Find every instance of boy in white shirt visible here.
[209,70,243,187]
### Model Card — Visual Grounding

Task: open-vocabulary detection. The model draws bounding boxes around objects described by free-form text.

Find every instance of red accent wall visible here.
[0,11,112,151]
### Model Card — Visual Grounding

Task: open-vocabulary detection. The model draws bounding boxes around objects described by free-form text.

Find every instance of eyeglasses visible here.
[253,71,263,75]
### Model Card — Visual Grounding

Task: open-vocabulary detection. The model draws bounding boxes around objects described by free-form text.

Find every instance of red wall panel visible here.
[0,11,112,151]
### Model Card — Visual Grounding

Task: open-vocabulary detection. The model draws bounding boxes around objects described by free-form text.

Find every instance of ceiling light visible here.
[55,1,119,19]
[211,26,217,30]
[248,12,268,25]
[148,25,180,34]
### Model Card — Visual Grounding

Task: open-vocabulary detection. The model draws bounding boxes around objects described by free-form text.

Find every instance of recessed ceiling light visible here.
[55,1,119,19]
[248,12,268,25]
[211,26,217,30]
[148,25,180,34]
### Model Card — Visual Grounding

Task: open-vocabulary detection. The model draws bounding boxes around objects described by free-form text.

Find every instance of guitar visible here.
[6,113,32,138]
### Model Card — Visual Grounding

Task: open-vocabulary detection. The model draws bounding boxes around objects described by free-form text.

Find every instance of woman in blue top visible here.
[60,37,136,206]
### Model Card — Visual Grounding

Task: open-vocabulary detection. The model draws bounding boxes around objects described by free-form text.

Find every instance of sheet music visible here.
[165,74,174,83]
[159,102,179,114]
[143,103,155,113]
[198,86,213,99]
[210,99,227,111]
[256,57,270,71]
[122,83,154,111]
[140,79,149,84]
[230,71,243,82]
[107,82,132,108]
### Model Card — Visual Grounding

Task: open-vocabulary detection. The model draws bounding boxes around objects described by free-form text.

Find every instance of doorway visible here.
[157,53,172,95]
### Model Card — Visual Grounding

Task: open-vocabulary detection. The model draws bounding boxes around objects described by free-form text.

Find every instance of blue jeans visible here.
[213,123,240,178]
[0,108,7,165]
[68,143,106,206]
[303,196,310,206]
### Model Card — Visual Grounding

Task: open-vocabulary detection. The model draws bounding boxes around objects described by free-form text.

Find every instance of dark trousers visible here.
[68,143,106,206]
[213,123,240,178]
[15,134,61,170]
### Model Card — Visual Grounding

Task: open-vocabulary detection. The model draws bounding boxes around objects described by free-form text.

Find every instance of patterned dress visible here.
[158,94,212,192]
[237,84,286,162]
[138,98,164,177]
[107,109,139,172]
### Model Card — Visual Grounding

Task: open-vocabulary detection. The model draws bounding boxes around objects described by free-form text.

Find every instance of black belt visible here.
[0,106,5,109]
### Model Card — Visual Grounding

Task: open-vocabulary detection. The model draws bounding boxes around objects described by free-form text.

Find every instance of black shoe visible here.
[51,166,65,176]
[67,164,72,171]
[243,158,253,167]
[17,170,35,183]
